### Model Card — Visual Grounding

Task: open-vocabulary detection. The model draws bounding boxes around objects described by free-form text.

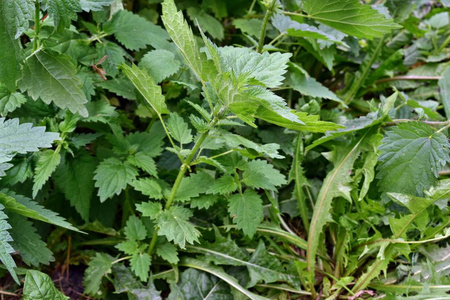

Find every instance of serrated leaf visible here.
[377,122,450,196]
[23,270,68,300]
[54,153,96,221]
[136,201,162,220]
[131,252,151,282]
[0,86,27,115]
[83,253,114,296]
[0,158,32,186]
[104,10,169,50]
[98,77,136,100]
[156,242,179,264]
[233,18,262,37]
[303,0,401,39]
[127,152,157,177]
[0,0,33,91]
[242,160,287,191]
[157,206,200,249]
[80,0,114,12]
[207,175,238,195]
[227,189,263,238]
[438,66,450,118]
[187,7,224,40]
[190,194,219,210]
[124,215,147,241]
[116,240,139,255]
[175,171,214,202]
[46,0,81,31]
[121,63,169,115]
[125,128,166,157]
[0,190,79,231]
[0,204,18,283]
[167,113,193,144]
[32,150,61,198]
[140,50,182,83]
[132,178,163,200]
[19,52,88,117]
[9,214,53,267]
[94,158,138,202]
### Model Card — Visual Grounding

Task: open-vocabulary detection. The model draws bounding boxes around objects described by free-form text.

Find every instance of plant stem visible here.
[376,75,442,84]
[385,119,450,126]
[294,134,309,233]
[257,0,277,53]
[148,118,219,255]
[33,1,41,52]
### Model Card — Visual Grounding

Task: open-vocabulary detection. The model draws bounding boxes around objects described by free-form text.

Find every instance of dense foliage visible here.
[0,0,449,299]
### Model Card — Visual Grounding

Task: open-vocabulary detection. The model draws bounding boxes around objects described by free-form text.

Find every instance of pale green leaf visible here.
[132,179,163,200]
[130,252,151,282]
[127,152,157,177]
[0,86,27,115]
[167,113,193,144]
[23,270,68,300]
[140,50,182,83]
[124,215,147,241]
[227,189,263,238]
[377,122,450,196]
[121,63,169,115]
[19,52,88,117]
[156,242,179,264]
[233,19,262,37]
[9,214,54,267]
[175,171,214,202]
[46,0,81,31]
[80,0,114,11]
[190,194,219,210]
[187,7,224,40]
[207,175,238,195]
[242,160,287,191]
[32,150,61,198]
[303,0,401,39]
[116,240,139,255]
[0,190,79,231]
[94,158,138,202]
[0,204,18,283]
[136,201,162,220]
[156,206,200,249]
[83,253,114,296]
[104,10,170,50]
[438,66,450,119]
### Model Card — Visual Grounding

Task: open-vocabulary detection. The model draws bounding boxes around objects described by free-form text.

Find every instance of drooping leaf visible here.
[19,52,88,117]
[46,0,81,31]
[121,63,169,115]
[156,206,200,249]
[0,204,18,283]
[124,215,147,241]
[0,190,79,231]
[166,113,193,144]
[302,0,401,39]
[377,122,450,196]
[94,158,138,202]
[83,253,114,296]
[242,159,287,191]
[227,189,264,238]
[32,150,61,198]
[9,214,54,267]
[130,252,151,282]
[140,50,182,83]
[156,243,179,264]
[23,270,68,300]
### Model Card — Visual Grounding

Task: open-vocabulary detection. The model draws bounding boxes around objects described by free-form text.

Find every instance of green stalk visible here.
[148,118,218,254]
[33,1,41,51]
[294,134,309,232]
[257,0,277,53]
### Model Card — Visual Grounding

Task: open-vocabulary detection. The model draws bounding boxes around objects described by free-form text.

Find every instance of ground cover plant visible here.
[0,0,449,299]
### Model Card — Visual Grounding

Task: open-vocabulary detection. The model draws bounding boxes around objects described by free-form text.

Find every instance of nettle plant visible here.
[0,0,450,299]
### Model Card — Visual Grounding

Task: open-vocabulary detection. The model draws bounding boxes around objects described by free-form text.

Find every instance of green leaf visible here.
[54,153,96,221]
[83,253,114,296]
[227,189,263,238]
[132,179,163,200]
[156,243,179,264]
[161,0,206,81]
[190,194,219,210]
[23,270,68,300]
[124,215,147,241]
[9,214,53,267]
[121,63,169,115]
[80,0,114,12]
[156,206,200,249]
[19,52,88,117]
[104,10,170,50]
[32,150,61,198]
[187,7,224,40]
[303,0,401,39]
[377,122,450,196]
[438,66,450,119]
[242,160,287,191]
[168,268,231,300]
[207,175,238,195]
[46,0,81,31]
[175,171,214,202]
[130,252,151,282]
[0,86,27,115]
[127,152,157,177]
[136,201,162,220]
[167,113,193,144]
[0,0,33,91]
[0,118,60,176]
[94,158,138,202]
[233,18,262,37]
[140,50,182,83]
[0,204,18,283]
[0,190,79,231]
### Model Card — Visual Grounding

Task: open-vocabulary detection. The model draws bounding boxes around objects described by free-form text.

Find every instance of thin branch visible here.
[376,75,442,84]
[384,119,450,126]
[439,170,450,176]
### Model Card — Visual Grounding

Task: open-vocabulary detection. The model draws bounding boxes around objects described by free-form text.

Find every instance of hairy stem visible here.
[33,1,41,52]
[257,0,277,53]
